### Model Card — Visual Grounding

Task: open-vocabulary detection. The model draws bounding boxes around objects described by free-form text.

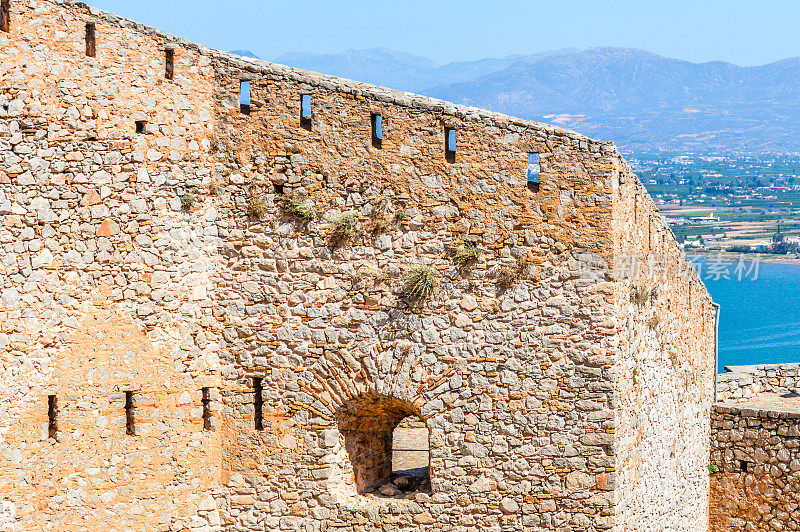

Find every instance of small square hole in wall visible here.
[371,113,383,149]
[300,94,312,130]
[0,0,9,33]
[527,153,541,193]
[135,120,146,134]
[85,23,96,57]
[739,460,748,472]
[165,48,174,80]
[240,81,251,115]
[273,182,284,195]
[444,127,456,163]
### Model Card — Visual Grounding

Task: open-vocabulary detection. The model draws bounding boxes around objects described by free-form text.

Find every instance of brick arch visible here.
[298,342,453,419]
[295,345,451,498]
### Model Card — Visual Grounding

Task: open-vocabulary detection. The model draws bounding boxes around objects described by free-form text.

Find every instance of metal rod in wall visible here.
[712,302,721,403]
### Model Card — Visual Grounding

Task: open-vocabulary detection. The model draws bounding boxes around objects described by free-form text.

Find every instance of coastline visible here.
[688,250,800,265]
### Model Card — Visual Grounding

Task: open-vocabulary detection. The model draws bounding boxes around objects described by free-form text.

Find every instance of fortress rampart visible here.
[711,364,800,531]
[717,363,800,402]
[0,1,717,531]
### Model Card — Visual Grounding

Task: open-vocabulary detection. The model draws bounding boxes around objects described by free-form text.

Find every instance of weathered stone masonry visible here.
[710,364,800,531]
[0,1,716,531]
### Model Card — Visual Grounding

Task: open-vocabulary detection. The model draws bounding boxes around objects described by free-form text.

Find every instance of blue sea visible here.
[689,257,800,371]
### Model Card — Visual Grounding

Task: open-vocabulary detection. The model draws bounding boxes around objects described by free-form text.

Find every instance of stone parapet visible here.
[717,363,800,402]
[46,2,612,152]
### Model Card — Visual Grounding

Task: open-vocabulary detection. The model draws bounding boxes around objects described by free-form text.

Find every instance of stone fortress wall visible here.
[710,364,800,531]
[611,168,717,527]
[0,1,716,531]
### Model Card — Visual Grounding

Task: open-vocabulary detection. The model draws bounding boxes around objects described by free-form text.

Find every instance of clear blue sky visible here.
[88,0,800,66]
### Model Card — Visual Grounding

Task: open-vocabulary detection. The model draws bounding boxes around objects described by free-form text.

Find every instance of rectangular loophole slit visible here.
[48,395,58,440]
[253,378,263,431]
[445,127,456,163]
[739,460,748,472]
[371,113,383,149]
[165,48,174,80]
[0,0,9,33]
[240,81,251,115]
[527,153,541,193]
[135,120,146,134]
[300,94,312,130]
[201,387,212,431]
[85,23,96,57]
[125,391,135,435]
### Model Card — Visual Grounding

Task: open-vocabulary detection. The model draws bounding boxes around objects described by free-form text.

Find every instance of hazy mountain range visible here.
[231,47,800,153]
[274,47,578,94]
[229,50,260,60]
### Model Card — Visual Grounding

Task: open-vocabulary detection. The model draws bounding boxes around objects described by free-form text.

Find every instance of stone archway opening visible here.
[336,394,431,499]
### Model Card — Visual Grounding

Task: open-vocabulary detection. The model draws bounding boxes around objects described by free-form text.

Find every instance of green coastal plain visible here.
[634,152,800,260]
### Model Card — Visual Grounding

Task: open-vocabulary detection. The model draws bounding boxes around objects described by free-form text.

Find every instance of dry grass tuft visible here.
[400,263,441,302]
[279,191,316,221]
[247,196,267,219]
[496,258,530,289]
[329,212,359,247]
[449,240,484,273]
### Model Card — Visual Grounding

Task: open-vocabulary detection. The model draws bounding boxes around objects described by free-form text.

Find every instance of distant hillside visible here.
[229,50,260,59]
[273,46,800,153]
[429,48,800,153]
[274,47,576,93]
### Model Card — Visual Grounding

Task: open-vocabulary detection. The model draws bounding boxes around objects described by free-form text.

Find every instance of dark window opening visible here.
[202,387,212,431]
[85,23,96,57]
[165,48,174,80]
[273,182,284,195]
[239,81,251,115]
[336,394,431,498]
[253,377,263,431]
[135,120,146,134]
[444,127,456,163]
[371,113,383,149]
[48,395,58,440]
[739,460,748,472]
[527,153,541,193]
[0,0,9,33]
[125,391,135,436]
[300,94,312,130]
